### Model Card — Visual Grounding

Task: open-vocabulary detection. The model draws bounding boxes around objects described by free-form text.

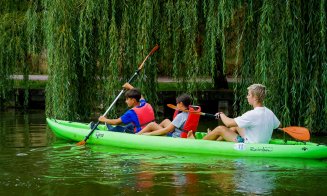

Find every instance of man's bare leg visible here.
[203,126,239,142]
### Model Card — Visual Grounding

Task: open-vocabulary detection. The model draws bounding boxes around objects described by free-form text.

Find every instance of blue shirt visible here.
[120,99,147,132]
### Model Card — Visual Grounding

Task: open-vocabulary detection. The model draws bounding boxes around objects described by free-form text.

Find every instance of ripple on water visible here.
[16,152,28,156]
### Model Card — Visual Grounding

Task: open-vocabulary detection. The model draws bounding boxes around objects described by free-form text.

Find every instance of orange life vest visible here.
[132,103,155,132]
[173,105,201,138]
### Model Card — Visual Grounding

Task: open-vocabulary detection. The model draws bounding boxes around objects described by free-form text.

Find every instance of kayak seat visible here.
[89,121,108,131]
[180,105,202,138]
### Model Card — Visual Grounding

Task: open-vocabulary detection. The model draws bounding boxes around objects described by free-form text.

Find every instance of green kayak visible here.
[46,118,327,159]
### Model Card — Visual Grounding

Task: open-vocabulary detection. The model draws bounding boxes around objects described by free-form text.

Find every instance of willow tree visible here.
[134,0,160,104]
[0,1,31,109]
[229,0,327,133]
[98,0,120,118]
[43,0,80,120]
[1,0,326,133]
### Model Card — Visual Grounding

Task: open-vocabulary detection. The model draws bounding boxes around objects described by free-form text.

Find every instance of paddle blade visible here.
[167,104,178,110]
[167,104,190,112]
[149,44,160,55]
[76,140,86,146]
[281,126,310,141]
[138,44,159,70]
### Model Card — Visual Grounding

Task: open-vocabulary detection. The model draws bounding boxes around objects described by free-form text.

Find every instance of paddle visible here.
[77,44,159,145]
[279,126,310,141]
[166,104,218,119]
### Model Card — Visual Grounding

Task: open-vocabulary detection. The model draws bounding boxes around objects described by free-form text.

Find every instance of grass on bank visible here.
[14,80,47,89]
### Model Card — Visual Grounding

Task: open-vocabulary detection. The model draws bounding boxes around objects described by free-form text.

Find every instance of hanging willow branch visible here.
[0,3,28,109]
[100,0,120,118]
[44,0,81,120]
[0,0,326,133]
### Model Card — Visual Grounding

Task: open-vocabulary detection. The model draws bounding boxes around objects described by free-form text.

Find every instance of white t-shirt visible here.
[234,107,280,144]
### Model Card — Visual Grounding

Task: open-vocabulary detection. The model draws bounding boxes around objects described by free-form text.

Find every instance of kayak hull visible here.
[47,118,327,159]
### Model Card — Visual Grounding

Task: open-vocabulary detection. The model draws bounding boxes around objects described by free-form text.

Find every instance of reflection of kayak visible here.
[85,144,327,169]
[47,118,327,159]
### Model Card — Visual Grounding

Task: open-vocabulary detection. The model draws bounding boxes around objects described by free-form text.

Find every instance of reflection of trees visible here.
[210,172,236,194]
[0,110,47,148]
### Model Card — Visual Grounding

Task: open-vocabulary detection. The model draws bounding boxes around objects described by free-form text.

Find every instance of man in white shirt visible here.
[190,84,280,144]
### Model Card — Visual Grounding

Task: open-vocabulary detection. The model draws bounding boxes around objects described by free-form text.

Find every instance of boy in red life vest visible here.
[136,94,191,137]
[98,82,155,133]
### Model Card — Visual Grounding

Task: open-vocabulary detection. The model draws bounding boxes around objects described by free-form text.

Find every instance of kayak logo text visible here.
[234,143,246,151]
[250,147,273,152]
[95,132,104,139]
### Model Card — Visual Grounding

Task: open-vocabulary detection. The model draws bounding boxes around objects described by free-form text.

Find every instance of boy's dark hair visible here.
[125,88,141,101]
[176,93,191,107]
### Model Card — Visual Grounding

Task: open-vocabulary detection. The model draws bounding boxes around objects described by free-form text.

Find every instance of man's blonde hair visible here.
[247,84,266,103]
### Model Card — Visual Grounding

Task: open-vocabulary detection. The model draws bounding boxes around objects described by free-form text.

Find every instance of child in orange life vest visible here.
[136,94,191,137]
[98,83,155,133]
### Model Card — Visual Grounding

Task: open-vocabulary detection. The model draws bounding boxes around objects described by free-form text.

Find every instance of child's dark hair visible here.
[176,93,191,107]
[125,88,141,101]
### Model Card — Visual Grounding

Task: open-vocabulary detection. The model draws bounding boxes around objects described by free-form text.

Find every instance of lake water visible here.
[1,109,327,195]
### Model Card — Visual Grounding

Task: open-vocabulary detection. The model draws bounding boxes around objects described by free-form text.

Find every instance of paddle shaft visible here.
[79,45,159,144]
[166,104,217,119]
[82,72,139,142]
[203,113,217,119]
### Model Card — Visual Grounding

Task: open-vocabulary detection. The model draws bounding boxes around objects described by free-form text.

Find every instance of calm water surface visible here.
[1,109,327,195]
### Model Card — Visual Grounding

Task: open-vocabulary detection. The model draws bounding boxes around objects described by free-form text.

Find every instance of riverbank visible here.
[11,75,238,83]
[12,75,235,116]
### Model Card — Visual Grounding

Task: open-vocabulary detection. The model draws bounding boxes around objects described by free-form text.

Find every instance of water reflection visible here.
[40,143,327,195]
[1,110,327,195]
[0,109,48,148]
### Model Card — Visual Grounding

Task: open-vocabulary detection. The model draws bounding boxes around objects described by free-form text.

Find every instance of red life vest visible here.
[173,105,201,138]
[132,103,155,132]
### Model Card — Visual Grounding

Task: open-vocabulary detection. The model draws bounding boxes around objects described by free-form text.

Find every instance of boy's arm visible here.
[98,116,122,125]
[123,82,145,100]
[122,82,134,90]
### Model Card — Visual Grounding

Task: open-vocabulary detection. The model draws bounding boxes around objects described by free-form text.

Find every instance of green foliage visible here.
[99,0,120,118]
[0,2,28,109]
[43,0,80,120]
[232,0,327,133]
[0,0,326,133]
